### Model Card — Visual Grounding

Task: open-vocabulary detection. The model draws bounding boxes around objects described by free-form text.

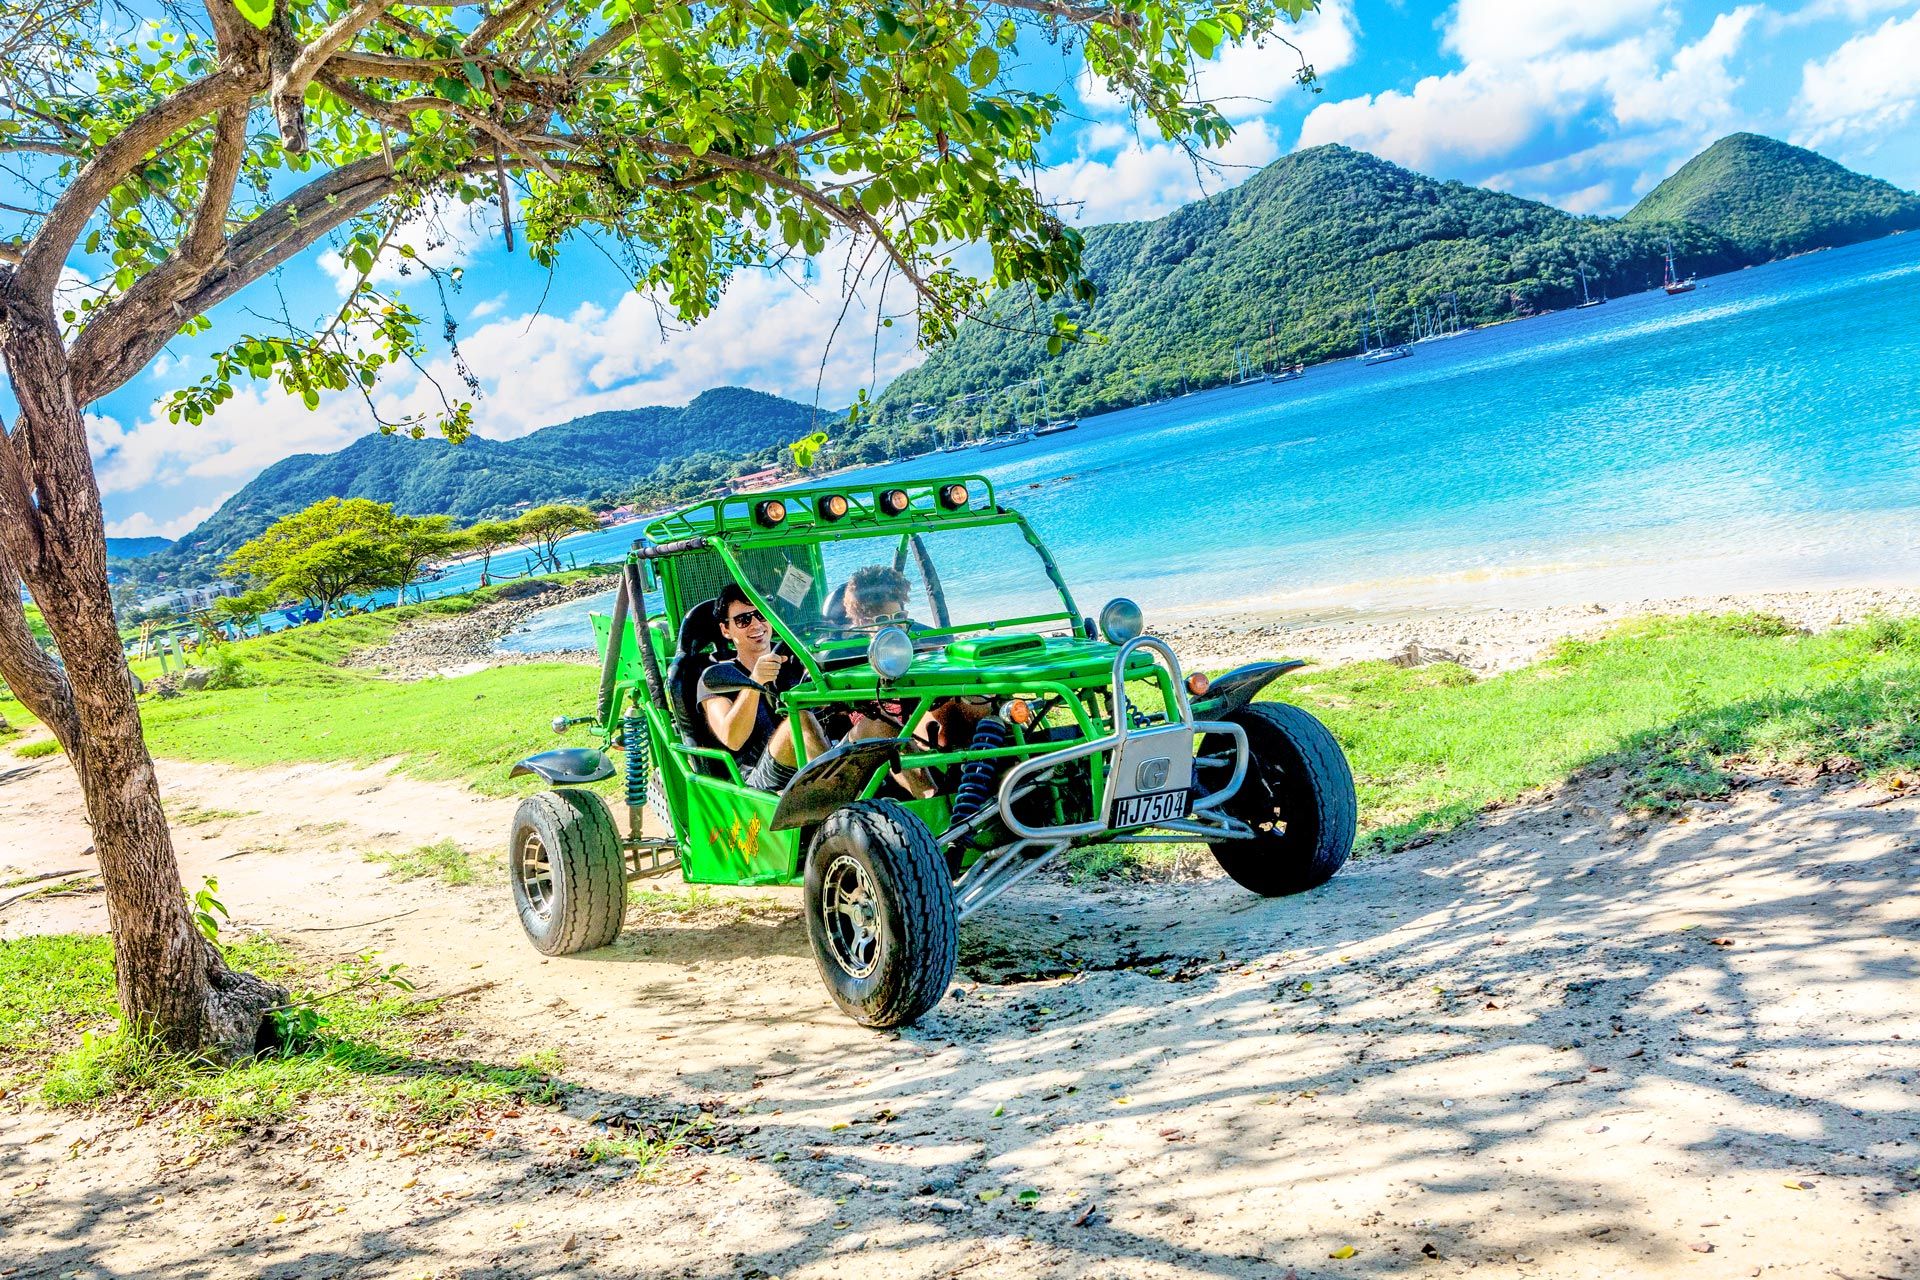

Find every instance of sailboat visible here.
[1266,318,1305,382]
[1663,242,1696,295]
[1577,265,1606,309]
[1360,285,1413,366]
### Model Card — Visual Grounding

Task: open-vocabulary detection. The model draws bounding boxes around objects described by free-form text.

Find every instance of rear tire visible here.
[803,799,957,1028]
[510,790,626,954]
[1202,702,1356,896]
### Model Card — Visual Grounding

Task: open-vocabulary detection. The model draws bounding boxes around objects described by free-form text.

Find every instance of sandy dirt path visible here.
[2,755,1917,1279]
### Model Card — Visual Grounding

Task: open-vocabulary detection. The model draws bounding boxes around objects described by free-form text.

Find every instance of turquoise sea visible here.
[498,232,1920,653]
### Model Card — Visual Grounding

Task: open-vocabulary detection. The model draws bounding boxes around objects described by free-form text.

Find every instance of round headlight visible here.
[1099,597,1145,644]
[752,498,788,528]
[877,488,910,517]
[867,625,915,681]
[936,482,969,511]
[817,493,849,522]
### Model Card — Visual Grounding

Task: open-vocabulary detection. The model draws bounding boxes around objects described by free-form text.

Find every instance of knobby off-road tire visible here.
[510,790,626,955]
[1204,702,1357,896]
[803,799,958,1029]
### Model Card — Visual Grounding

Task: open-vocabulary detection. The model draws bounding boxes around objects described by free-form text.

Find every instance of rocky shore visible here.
[344,574,606,680]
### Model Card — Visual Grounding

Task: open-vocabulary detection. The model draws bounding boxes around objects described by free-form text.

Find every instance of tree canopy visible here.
[0,0,1317,1057]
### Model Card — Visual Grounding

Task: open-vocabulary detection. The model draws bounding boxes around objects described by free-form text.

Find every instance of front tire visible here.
[803,799,957,1028]
[1203,702,1357,896]
[510,790,626,954]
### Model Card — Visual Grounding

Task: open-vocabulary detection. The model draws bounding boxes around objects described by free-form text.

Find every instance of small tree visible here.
[0,0,1312,1058]
[515,505,599,573]
[386,513,460,604]
[210,587,277,636]
[225,497,407,615]
[461,519,523,588]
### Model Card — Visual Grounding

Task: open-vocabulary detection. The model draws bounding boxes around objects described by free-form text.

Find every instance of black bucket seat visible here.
[665,598,729,776]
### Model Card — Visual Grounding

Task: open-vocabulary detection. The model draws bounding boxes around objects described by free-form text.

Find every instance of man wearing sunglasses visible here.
[699,583,827,791]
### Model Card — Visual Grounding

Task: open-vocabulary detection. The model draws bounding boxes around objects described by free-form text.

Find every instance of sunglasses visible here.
[725,608,765,628]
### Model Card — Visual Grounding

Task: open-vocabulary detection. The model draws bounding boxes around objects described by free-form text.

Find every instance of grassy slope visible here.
[11,596,1920,850]
[1285,613,1920,852]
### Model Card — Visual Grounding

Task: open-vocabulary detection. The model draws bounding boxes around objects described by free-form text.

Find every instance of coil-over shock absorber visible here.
[622,710,648,806]
[948,716,1008,824]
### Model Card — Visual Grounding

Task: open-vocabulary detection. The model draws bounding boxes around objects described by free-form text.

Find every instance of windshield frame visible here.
[706,509,1081,681]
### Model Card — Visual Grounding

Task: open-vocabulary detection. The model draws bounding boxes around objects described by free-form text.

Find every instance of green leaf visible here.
[1189,19,1224,60]
[786,51,810,88]
[232,0,274,31]
[859,178,891,214]
[968,47,999,88]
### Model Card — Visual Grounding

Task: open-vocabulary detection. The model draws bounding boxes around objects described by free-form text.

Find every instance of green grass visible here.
[166,802,254,827]
[366,839,494,886]
[1286,612,1920,850]
[13,737,62,759]
[7,934,569,1142]
[1068,612,1920,877]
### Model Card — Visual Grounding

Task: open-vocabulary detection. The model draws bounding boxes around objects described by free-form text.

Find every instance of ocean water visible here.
[499,232,1920,653]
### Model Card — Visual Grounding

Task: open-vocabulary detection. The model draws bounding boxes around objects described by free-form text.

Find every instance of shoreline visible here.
[435,575,1920,683]
[1156,581,1920,673]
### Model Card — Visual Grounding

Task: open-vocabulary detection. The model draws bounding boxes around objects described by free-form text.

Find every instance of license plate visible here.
[1110,788,1191,829]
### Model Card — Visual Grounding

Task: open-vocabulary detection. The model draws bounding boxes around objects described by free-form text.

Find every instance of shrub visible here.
[203,646,256,691]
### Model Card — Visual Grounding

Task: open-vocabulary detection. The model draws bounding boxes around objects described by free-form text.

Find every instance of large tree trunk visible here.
[0,292,282,1060]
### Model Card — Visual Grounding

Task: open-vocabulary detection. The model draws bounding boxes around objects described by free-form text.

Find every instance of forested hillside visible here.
[868,137,1909,435]
[1626,133,1920,259]
[146,387,822,580]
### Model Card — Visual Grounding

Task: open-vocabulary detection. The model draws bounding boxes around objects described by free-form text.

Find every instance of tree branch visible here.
[16,67,260,301]
[185,107,249,261]
[990,0,1143,30]
[275,0,400,152]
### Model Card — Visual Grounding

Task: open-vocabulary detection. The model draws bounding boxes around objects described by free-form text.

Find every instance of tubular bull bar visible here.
[942,635,1256,922]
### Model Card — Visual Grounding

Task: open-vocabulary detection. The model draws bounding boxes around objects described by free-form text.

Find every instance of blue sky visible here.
[59,0,1920,541]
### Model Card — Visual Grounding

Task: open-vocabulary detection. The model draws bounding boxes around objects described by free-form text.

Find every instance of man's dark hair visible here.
[713,582,753,626]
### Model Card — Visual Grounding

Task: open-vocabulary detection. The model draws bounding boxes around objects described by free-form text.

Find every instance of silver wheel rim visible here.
[821,854,880,979]
[519,831,555,922]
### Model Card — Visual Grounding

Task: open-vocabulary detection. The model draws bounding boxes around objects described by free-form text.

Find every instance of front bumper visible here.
[993,635,1251,843]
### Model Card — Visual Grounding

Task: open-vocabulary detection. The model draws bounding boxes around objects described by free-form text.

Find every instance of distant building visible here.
[135,582,239,614]
[724,464,785,495]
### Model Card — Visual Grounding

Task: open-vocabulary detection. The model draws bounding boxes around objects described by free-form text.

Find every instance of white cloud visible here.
[106,503,221,540]
[1613,6,1763,128]
[1795,9,1920,144]
[1080,0,1358,121]
[1040,122,1284,226]
[1777,0,1915,25]
[1299,4,1762,176]
[355,251,927,441]
[88,385,377,496]
[1443,0,1668,65]
[319,194,504,294]
[1189,1,1360,122]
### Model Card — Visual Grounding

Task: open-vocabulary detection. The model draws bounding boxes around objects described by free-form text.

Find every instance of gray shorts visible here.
[742,752,797,792]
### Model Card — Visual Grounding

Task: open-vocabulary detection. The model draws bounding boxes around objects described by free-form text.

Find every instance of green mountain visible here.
[105,536,173,560]
[1626,132,1920,259]
[867,136,1912,434]
[148,386,823,580]
[869,143,1746,429]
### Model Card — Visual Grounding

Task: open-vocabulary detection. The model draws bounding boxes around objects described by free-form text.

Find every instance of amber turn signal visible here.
[877,488,910,516]
[1000,698,1035,726]
[1186,672,1211,696]
[752,498,788,527]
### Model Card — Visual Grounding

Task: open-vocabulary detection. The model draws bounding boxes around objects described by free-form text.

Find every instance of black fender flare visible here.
[771,738,904,832]
[509,747,617,786]
[1191,659,1306,718]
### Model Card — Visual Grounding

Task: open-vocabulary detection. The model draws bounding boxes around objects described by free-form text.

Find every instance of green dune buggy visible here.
[506,476,1356,1028]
